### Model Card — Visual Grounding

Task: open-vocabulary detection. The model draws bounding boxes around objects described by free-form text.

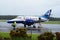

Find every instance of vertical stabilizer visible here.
[42,9,52,19]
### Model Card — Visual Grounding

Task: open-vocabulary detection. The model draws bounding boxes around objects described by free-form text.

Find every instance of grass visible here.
[0,32,10,38]
[32,34,39,40]
[0,32,39,40]
[0,32,57,40]
[41,21,60,24]
[0,20,7,22]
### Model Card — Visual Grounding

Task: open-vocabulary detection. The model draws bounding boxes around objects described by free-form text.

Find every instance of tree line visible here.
[0,15,60,21]
[49,17,60,21]
[0,15,17,20]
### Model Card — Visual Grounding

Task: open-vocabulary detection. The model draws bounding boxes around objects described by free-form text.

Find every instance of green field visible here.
[0,32,39,40]
[0,32,56,40]
[0,20,7,22]
[42,21,60,24]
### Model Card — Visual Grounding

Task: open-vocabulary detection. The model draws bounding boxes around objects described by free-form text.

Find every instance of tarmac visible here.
[0,22,60,34]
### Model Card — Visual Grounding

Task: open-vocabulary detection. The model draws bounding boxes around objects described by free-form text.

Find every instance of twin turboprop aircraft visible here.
[7,9,52,28]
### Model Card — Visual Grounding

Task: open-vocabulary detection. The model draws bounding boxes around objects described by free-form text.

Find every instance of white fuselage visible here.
[10,16,39,21]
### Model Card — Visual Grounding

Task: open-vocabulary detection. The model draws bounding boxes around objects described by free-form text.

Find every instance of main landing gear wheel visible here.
[33,25,36,28]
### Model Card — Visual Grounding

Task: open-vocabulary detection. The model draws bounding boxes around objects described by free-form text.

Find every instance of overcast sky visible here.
[0,0,60,17]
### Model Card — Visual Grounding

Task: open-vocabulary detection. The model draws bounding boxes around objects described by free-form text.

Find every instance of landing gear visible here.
[24,24,26,28]
[33,24,36,28]
[33,25,36,28]
[37,23,42,32]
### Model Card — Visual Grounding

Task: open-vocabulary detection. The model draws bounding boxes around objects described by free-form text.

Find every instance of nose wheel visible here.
[24,24,26,28]
[33,24,36,28]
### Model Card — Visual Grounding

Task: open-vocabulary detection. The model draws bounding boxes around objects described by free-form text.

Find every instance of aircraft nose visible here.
[7,20,13,23]
[7,20,10,23]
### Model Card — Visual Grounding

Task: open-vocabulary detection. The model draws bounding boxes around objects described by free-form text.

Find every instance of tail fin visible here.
[42,9,52,19]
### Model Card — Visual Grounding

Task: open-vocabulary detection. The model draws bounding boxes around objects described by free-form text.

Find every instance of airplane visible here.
[7,9,52,28]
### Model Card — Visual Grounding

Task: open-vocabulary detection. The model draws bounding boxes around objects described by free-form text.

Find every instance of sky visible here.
[0,0,60,18]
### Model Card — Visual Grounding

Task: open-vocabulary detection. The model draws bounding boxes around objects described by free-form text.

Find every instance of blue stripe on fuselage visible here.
[7,21,24,23]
